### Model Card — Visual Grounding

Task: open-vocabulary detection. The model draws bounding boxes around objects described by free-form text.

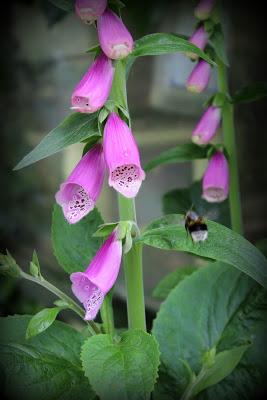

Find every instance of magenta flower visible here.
[71,53,114,113]
[194,0,215,20]
[202,151,229,203]
[103,112,145,198]
[75,0,107,24]
[55,144,105,224]
[187,25,209,60]
[70,230,122,320]
[97,8,134,60]
[186,60,211,93]
[192,106,221,144]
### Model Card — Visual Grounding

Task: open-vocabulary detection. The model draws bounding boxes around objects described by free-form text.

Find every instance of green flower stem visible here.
[100,290,115,336]
[216,57,244,234]
[118,194,146,331]
[20,271,100,335]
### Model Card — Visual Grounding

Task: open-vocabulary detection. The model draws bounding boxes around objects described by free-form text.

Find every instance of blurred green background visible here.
[1,0,266,329]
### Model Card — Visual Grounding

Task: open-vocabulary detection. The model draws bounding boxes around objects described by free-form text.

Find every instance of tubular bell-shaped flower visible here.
[202,151,229,203]
[103,112,145,198]
[55,144,105,224]
[186,25,209,60]
[97,8,134,60]
[70,230,122,320]
[186,59,211,93]
[194,0,215,20]
[71,53,114,113]
[75,0,107,24]
[192,106,221,144]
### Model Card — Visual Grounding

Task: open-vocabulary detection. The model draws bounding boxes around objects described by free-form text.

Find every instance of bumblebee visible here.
[184,210,208,243]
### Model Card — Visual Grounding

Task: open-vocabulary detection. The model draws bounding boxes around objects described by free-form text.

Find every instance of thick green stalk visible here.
[20,271,100,335]
[100,290,115,335]
[216,57,244,234]
[118,194,146,331]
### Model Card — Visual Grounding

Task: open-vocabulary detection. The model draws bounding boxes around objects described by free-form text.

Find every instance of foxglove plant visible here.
[75,0,107,24]
[71,53,114,113]
[194,0,215,20]
[70,230,122,320]
[187,25,209,60]
[192,105,221,144]
[97,8,134,59]
[55,144,105,224]
[202,151,229,203]
[186,59,211,93]
[103,112,145,198]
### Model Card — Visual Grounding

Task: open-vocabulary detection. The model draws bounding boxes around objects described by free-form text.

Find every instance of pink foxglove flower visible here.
[194,0,215,20]
[75,0,107,24]
[202,151,229,203]
[186,25,209,61]
[103,112,145,198]
[55,144,105,224]
[186,59,211,93]
[97,8,134,60]
[71,53,114,113]
[70,230,122,320]
[192,106,221,144]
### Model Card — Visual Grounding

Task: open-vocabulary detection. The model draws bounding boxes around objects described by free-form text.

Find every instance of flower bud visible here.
[75,0,107,24]
[103,112,145,198]
[55,144,105,224]
[202,151,229,203]
[194,0,215,20]
[71,53,114,113]
[186,60,211,93]
[186,25,209,61]
[192,106,221,144]
[97,8,134,60]
[70,230,122,320]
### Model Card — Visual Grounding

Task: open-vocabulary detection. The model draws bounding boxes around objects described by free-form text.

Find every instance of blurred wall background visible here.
[1,0,266,328]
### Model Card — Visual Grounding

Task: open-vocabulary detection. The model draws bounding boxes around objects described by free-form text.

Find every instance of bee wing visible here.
[202,208,219,221]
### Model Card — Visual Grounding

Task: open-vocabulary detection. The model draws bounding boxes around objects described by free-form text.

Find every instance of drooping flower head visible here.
[186,25,209,60]
[194,0,215,20]
[55,144,105,224]
[71,53,114,113]
[186,59,211,93]
[70,230,122,320]
[103,112,145,198]
[202,150,229,203]
[75,0,107,24]
[192,106,221,144]
[97,8,134,60]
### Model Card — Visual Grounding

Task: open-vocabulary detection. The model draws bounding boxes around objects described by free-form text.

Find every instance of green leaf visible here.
[188,345,250,398]
[152,266,198,299]
[256,238,267,258]
[139,214,267,288]
[29,250,41,277]
[131,33,215,65]
[93,222,119,238]
[232,81,267,104]
[81,330,160,400]
[145,143,212,172]
[152,262,267,399]
[0,315,96,400]
[52,204,103,274]
[26,307,65,339]
[163,181,231,227]
[0,250,21,278]
[14,113,100,170]
[209,23,229,66]
[49,0,74,12]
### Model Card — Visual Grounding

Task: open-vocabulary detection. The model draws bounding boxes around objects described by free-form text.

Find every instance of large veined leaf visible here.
[152,262,267,399]
[138,214,267,288]
[81,330,160,400]
[14,113,100,170]
[163,181,231,227]
[145,143,211,172]
[131,33,215,65]
[52,204,103,274]
[0,315,96,400]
